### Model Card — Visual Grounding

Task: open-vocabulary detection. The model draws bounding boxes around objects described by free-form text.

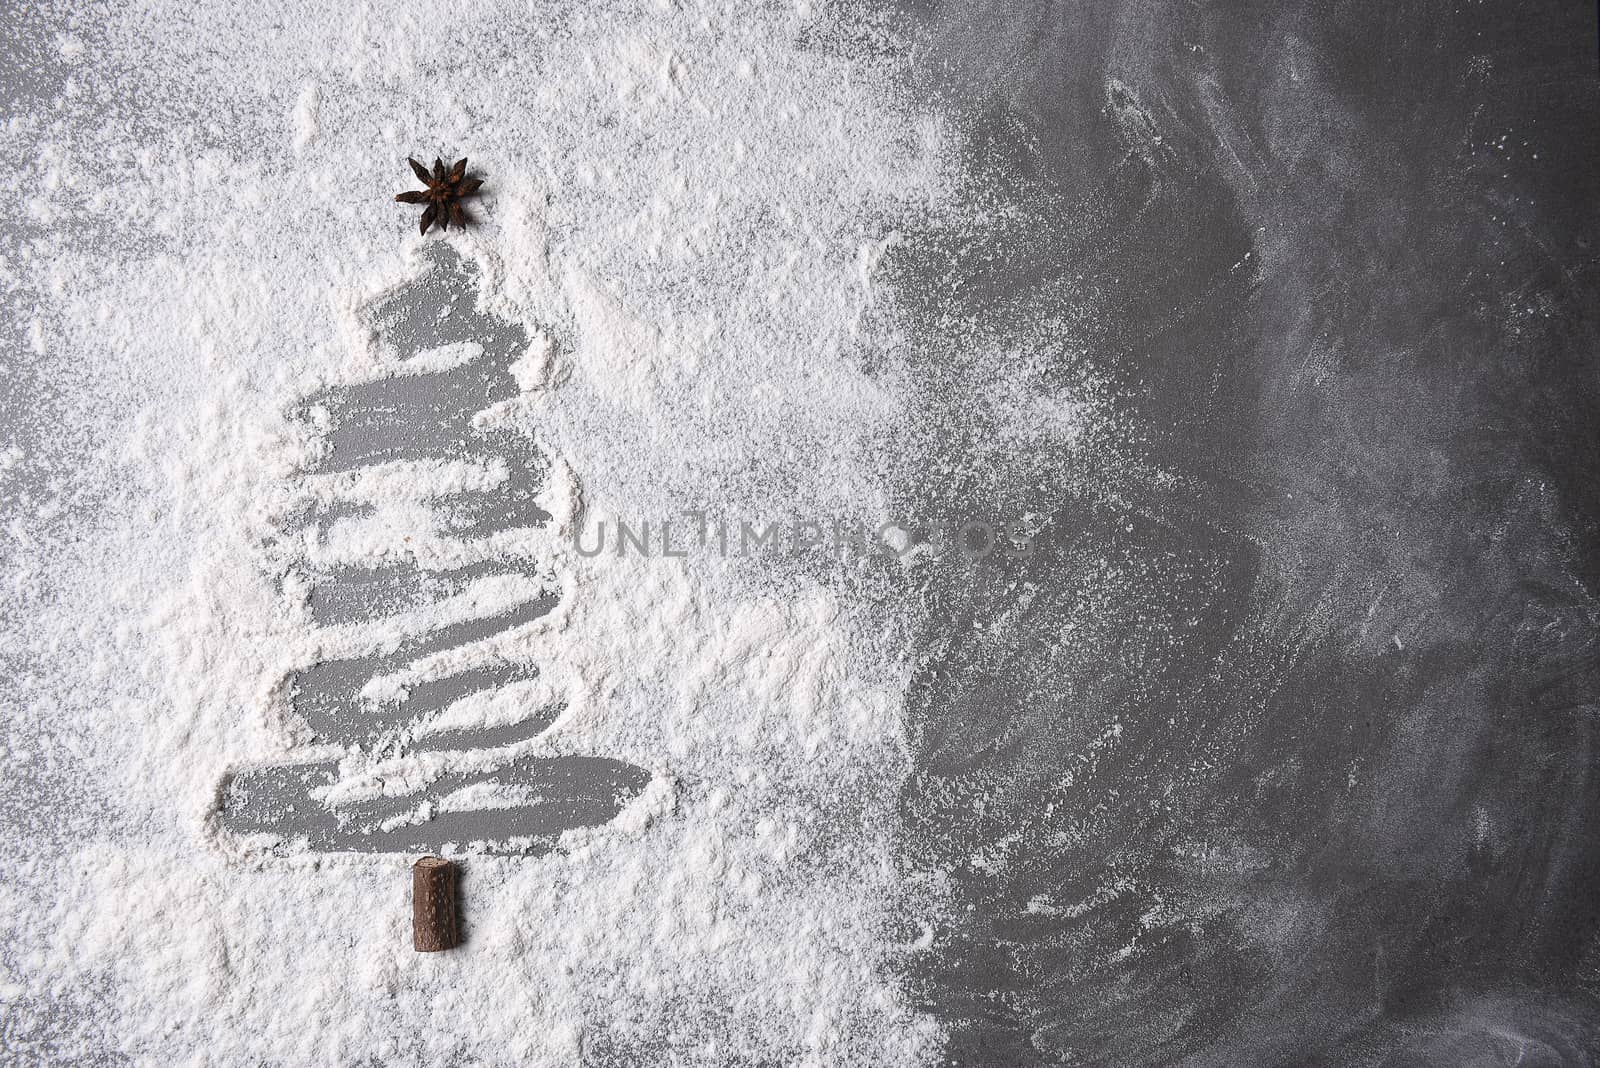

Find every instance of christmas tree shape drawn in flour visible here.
[218,245,650,854]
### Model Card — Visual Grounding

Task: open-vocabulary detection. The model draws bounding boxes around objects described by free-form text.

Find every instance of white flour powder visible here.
[0,2,964,1064]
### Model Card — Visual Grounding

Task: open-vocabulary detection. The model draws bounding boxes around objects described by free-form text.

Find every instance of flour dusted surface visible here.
[0,2,959,1063]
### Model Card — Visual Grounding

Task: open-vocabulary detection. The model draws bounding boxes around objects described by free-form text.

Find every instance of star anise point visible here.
[395,155,483,235]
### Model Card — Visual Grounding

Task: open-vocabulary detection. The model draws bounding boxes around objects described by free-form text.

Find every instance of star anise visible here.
[395,157,484,234]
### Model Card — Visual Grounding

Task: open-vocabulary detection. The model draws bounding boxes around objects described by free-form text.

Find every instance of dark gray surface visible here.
[871,1,1600,1064]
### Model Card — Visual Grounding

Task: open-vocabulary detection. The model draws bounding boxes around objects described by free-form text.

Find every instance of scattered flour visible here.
[0,1,962,1065]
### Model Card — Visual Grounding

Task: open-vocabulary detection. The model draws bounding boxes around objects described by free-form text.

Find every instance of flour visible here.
[0,1,961,1065]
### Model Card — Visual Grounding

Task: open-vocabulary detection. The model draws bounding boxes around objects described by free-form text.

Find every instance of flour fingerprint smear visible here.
[219,244,654,856]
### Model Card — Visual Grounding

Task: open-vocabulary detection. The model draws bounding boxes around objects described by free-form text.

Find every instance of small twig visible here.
[412,856,459,952]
